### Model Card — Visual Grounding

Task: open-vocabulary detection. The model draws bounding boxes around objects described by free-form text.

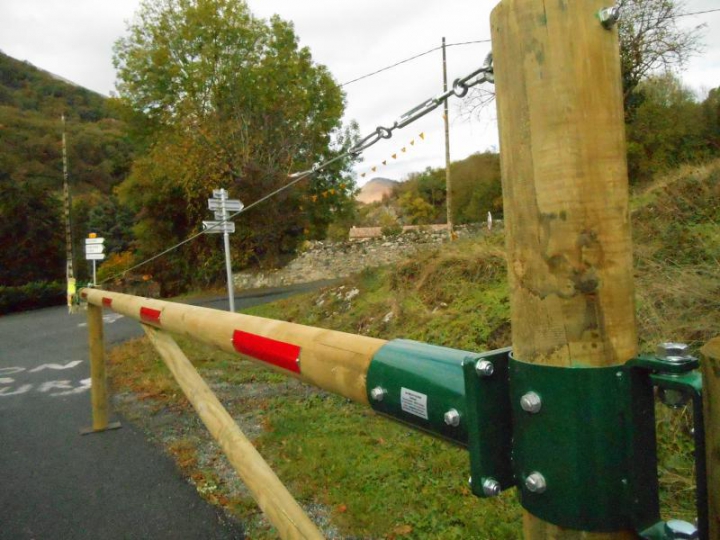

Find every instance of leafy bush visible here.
[0,281,65,314]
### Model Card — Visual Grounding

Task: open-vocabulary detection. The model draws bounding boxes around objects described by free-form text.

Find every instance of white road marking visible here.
[50,378,91,396]
[77,313,124,327]
[0,384,32,397]
[0,367,25,376]
[38,380,75,392]
[0,377,15,384]
[29,360,82,373]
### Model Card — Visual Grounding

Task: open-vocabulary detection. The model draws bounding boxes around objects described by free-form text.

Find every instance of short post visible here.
[491,0,636,538]
[701,338,720,539]
[81,303,121,434]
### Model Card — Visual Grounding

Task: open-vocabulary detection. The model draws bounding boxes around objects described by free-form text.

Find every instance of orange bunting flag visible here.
[392,153,397,159]
[322,191,328,198]
[410,140,415,146]
[382,160,387,166]
[361,173,366,178]
[372,166,377,172]
[419,132,425,140]
[401,147,407,153]
[311,195,318,202]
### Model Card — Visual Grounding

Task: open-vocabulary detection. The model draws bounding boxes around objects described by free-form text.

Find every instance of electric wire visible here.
[340,39,490,87]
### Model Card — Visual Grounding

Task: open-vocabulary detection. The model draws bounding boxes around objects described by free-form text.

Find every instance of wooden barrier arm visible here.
[143,325,324,540]
[81,289,387,405]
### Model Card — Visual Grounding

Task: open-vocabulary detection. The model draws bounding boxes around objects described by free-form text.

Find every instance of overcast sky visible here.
[0,0,718,186]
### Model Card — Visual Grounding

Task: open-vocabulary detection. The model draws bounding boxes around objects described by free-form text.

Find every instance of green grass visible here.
[105,162,720,538]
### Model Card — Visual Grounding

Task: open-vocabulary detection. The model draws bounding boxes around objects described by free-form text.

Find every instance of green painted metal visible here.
[462,348,514,497]
[366,340,707,538]
[366,339,473,444]
[509,356,660,533]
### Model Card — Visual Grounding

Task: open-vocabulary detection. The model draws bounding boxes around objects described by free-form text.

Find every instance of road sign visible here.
[85,237,105,245]
[86,253,105,261]
[212,189,228,198]
[85,244,104,255]
[207,199,243,212]
[202,221,236,234]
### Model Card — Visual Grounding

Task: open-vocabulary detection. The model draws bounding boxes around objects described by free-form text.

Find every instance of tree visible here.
[625,73,706,183]
[463,0,703,119]
[618,0,704,108]
[0,169,64,286]
[113,0,356,291]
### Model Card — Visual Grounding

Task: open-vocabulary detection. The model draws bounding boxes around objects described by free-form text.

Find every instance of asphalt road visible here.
[0,282,334,540]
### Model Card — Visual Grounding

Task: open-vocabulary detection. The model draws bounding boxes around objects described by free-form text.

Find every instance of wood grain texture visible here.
[491,0,637,537]
[87,303,109,430]
[143,325,324,540]
[701,337,720,540]
[83,288,387,405]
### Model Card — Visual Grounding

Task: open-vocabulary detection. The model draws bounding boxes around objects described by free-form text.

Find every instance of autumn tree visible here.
[113,0,356,292]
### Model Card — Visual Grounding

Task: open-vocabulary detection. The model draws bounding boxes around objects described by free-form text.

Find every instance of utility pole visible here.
[61,115,77,313]
[492,1,635,539]
[442,37,454,240]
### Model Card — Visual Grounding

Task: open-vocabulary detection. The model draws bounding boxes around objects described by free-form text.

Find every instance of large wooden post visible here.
[88,303,109,430]
[82,304,121,434]
[491,0,636,538]
[701,338,720,539]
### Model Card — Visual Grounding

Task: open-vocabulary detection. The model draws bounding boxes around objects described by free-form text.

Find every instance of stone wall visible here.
[233,224,489,290]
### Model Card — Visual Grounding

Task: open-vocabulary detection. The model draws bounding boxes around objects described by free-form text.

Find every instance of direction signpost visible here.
[204,189,243,312]
[85,234,105,286]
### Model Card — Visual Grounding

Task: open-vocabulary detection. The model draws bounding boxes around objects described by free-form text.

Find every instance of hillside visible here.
[0,51,133,293]
[105,162,720,538]
[356,177,398,204]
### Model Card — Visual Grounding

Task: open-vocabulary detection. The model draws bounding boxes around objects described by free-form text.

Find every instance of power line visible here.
[675,7,720,19]
[340,39,490,87]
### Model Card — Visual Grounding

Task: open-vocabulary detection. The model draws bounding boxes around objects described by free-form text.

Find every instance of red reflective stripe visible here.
[102,297,113,308]
[232,330,301,373]
[140,307,161,325]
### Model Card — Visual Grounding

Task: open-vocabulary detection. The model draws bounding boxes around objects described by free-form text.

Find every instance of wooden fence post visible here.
[82,303,120,434]
[701,338,720,539]
[490,0,636,538]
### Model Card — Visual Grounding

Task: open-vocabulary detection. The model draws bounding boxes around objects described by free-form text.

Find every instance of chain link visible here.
[350,53,494,155]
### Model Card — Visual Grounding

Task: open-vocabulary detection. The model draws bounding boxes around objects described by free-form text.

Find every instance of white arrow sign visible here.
[85,244,104,255]
[86,253,105,261]
[207,199,243,212]
[85,237,105,245]
[202,221,235,234]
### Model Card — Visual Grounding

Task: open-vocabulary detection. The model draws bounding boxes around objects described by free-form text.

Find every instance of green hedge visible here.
[0,281,65,315]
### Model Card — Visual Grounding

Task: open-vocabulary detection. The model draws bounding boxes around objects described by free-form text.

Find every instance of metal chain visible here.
[350,53,494,155]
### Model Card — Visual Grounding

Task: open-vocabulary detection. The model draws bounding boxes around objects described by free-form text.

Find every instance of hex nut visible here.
[482,478,501,497]
[520,391,542,414]
[370,386,386,402]
[444,408,461,427]
[475,359,495,378]
[525,472,547,494]
[656,342,690,359]
[664,519,698,539]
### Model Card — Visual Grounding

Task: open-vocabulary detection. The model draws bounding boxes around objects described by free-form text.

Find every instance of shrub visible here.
[0,281,65,314]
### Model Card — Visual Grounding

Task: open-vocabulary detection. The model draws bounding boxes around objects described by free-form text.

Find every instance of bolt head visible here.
[370,386,386,402]
[475,359,495,378]
[444,408,461,427]
[598,6,621,28]
[657,342,690,359]
[520,391,542,414]
[664,519,698,539]
[482,478,501,497]
[525,472,547,494]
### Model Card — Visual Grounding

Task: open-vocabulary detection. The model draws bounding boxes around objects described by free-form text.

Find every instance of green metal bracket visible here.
[366,340,707,539]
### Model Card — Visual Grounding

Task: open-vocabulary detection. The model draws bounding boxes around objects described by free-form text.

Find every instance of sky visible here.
[0,0,718,186]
